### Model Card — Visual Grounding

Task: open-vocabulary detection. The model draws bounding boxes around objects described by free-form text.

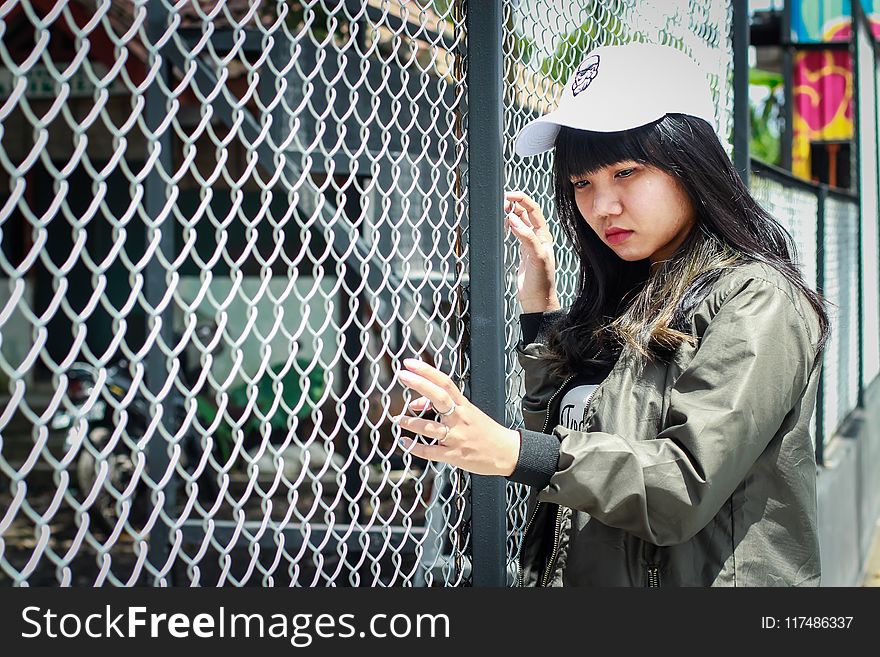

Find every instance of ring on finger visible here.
[436,401,456,417]
[438,424,450,446]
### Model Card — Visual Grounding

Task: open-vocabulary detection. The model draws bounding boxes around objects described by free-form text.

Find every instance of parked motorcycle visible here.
[54,359,152,533]
[55,321,226,532]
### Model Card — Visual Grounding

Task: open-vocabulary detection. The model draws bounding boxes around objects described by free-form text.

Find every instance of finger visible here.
[507,213,541,247]
[505,214,527,241]
[508,203,535,230]
[398,370,457,413]
[504,192,547,230]
[505,191,542,214]
[400,359,466,405]
[503,195,535,226]
[391,413,446,440]
[397,436,449,463]
[407,396,432,414]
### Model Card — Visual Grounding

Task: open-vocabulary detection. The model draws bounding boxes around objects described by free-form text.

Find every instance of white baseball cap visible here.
[514,42,717,157]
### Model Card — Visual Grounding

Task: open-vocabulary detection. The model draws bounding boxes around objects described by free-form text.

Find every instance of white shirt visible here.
[558,384,600,432]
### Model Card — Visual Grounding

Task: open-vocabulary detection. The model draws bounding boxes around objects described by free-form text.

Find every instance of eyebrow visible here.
[569,163,639,180]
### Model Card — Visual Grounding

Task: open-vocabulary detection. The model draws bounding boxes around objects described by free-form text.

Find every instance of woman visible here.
[390,43,829,586]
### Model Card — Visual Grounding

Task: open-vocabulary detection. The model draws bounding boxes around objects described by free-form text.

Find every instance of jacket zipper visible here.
[539,383,599,587]
[539,505,565,586]
[646,564,661,587]
[643,529,661,587]
[516,373,576,587]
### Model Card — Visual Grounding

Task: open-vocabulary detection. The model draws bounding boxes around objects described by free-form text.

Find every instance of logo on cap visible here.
[571,55,600,97]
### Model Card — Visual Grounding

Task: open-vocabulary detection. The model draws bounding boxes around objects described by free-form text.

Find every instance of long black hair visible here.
[542,113,830,379]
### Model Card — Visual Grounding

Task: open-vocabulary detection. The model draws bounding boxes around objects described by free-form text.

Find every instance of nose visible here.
[592,187,622,219]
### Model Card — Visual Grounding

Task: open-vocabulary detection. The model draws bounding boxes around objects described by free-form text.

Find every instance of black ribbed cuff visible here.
[520,312,543,345]
[505,428,560,489]
[519,308,567,346]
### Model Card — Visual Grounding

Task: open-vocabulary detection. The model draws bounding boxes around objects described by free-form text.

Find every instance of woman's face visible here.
[570,161,696,264]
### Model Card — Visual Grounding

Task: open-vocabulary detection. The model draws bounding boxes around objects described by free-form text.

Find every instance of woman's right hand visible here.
[504,191,561,313]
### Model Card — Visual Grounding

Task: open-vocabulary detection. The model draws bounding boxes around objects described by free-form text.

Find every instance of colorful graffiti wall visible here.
[790,0,879,181]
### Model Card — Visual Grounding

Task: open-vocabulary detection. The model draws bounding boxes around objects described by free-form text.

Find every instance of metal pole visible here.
[145,0,176,584]
[781,0,794,171]
[851,4,865,407]
[815,184,826,465]
[465,0,506,587]
[875,18,880,393]
[732,0,751,185]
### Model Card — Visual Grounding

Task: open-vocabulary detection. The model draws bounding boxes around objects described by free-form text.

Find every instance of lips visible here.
[605,228,634,245]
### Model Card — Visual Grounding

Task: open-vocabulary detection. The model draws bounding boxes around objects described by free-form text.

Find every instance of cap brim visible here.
[514,103,718,158]
[514,117,562,157]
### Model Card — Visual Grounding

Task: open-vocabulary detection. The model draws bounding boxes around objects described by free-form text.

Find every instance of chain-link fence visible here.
[5,0,854,587]
[750,174,819,290]
[751,165,860,458]
[1,0,472,587]
[822,193,861,445]
[745,1,880,464]
[855,1,880,389]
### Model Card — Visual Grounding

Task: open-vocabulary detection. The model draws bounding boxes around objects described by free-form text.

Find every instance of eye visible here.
[572,180,590,189]
[616,168,635,178]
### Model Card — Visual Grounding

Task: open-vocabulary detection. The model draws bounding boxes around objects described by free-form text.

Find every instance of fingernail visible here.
[397,436,412,450]
[403,358,423,368]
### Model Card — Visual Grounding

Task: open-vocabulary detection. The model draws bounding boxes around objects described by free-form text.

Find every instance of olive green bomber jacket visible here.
[510,261,823,587]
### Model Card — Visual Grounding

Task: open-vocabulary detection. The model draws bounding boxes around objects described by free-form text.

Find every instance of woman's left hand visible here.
[390,358,521,477]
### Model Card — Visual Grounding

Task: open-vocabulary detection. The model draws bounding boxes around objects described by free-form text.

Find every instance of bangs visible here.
[553,122,666,181]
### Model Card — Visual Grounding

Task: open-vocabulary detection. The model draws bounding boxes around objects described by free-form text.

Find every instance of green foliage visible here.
[431,0,453,17]
[503,2,536,65]
[512,32,536,65]
[749,68,784,166]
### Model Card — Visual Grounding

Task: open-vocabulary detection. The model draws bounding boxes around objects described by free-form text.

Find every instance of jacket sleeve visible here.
[520,312,544,345]
[520,307,567,347]
[533,277,820,546]
[506,307,572,476]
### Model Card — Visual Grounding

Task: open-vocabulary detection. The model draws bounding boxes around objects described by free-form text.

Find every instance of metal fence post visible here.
[144,0,176,584]
[466,0,507,587]
[732,0,751,185]
[781,0,794,171]
[852,4,865,408]
[816,184,827,465]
